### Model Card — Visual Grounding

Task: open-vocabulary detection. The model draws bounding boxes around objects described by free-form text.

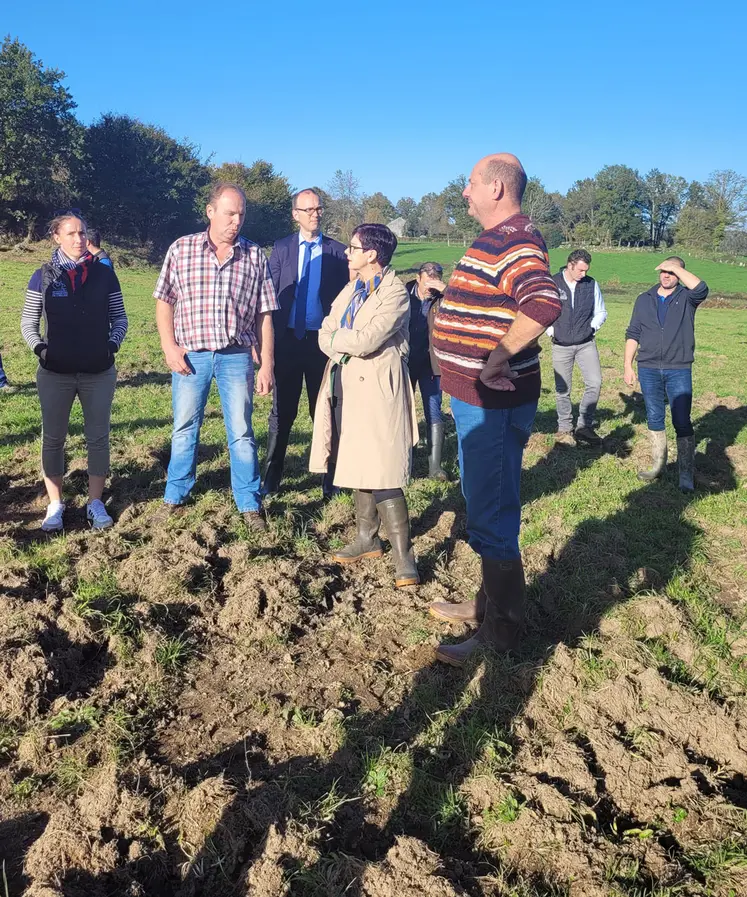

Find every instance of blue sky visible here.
[6,0,746,201]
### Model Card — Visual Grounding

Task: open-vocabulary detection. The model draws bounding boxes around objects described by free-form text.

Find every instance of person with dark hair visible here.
[428,153,562,666]
[86,229,113,268]
[405,261,448,479]
[153,183,279,530]
[547,248,607,445]
[624,258,708,491]
[262,188,349,497]
[20,212,128,531]
[309,223,420,588]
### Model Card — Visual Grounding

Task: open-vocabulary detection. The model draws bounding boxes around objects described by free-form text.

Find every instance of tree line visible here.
[2,37,746,256]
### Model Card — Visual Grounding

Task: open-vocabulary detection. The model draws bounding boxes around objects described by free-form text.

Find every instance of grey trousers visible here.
[36,365,117,477]
[552,340,602,432]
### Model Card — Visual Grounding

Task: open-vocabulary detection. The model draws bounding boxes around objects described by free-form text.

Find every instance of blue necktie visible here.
[294,241,314,340]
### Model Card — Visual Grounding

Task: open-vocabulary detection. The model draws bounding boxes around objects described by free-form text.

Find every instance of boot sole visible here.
[395,576,420,588]
[333,549,384,564]
[428,606,480,625]
[434,647,466,667]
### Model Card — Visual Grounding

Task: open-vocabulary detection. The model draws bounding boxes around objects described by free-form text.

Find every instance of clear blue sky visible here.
[5,0,746,201]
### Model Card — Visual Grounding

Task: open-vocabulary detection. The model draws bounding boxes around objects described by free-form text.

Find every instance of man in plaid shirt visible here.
[154,183,279,530]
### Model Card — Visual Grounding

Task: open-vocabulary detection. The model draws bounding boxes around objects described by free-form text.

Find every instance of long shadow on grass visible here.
[14,404,746,896]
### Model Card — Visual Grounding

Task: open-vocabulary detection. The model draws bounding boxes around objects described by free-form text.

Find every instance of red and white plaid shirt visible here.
[153,231,279,351]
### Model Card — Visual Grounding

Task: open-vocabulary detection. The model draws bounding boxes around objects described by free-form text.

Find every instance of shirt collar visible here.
[203,229,243,257]
[300,232,323,248]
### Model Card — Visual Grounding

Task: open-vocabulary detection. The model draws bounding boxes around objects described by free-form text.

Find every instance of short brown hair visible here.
[207,182,246,207]
[292,188,321,210]
[567,249,592,266]
[664,256,685,268]
[418,262,443,278]
[481,159,527,202]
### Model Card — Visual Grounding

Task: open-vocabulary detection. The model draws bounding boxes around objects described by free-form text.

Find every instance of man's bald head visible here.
[479,153,527,203]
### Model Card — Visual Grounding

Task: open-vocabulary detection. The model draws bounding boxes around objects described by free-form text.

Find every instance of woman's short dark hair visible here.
[353,223,398,268]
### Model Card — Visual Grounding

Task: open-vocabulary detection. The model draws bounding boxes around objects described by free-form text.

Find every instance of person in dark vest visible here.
[20,212,128,532]
[547,249,607,445]
[262,188,350,498]
[86,228,114,268]
[405,262,448,480]
[624,258,708,491]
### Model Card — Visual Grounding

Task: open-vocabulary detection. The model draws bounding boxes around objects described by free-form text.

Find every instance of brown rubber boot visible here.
[376,496,419,587]
[638,430,668,481]
[332,490,383,564]
[429,584,486,625]
[677,436,695,492]
[436,557,525,667]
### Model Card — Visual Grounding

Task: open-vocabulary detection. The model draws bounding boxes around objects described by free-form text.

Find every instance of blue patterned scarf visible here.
[340,268,387,329]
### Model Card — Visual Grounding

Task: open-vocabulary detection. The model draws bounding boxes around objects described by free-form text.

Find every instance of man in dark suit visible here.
[262,188,349,496]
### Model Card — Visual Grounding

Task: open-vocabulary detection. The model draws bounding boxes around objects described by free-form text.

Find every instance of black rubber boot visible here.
[677,436,695,492]
[377,496,419,587]
[429,584,486,626]
[332,490,383,564]
[638,430,668,481]
[428,422,449,480]
[436,557,525,667]
[261,431,284,496]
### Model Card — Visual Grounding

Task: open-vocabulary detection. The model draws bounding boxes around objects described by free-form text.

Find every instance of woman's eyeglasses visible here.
[347,243,365,253]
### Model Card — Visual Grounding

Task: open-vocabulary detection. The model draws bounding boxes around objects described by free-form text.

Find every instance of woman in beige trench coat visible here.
[309,223,419,587]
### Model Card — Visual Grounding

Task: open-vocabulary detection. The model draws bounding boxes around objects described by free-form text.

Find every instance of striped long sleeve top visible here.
[431,215,562,409]
[21,249,128,353]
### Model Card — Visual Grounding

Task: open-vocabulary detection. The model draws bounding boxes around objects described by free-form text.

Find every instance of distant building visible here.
[387,217,406,238]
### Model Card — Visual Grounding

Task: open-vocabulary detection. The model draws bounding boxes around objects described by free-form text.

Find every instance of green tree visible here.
[562,178,601,243]
[362,191,396,224]
[596,164,646,245]
[441,175,480,244]
[395,197,420,236]
[77,114,208,250]
[675,203,720,252]
[639,169,687,248]
[705,169,747,247]
[325,169,362,242]
[208,160,292,246]
[417,192,447,238]
[0,37,81,238]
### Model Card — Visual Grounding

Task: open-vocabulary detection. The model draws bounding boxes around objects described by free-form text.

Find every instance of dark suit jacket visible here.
[268,233,349,332]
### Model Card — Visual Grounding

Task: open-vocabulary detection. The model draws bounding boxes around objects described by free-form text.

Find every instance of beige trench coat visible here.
[309,268,419,490]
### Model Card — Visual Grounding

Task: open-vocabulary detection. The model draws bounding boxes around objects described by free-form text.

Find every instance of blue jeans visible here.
[410,364,444,426]
[451,397,537,560]
[637,367,693,438]
[165,347,261,512]
[0,353,7,387]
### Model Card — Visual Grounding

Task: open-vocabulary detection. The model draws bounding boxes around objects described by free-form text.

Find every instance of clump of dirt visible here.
[360,836,462,896]
[0,645,54,720]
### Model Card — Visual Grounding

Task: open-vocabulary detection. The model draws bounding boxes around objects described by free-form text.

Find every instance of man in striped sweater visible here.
[429,153,562,666]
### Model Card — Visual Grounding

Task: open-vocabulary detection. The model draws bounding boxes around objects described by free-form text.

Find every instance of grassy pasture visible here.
[394,242,747,297]
[1,256,746,896]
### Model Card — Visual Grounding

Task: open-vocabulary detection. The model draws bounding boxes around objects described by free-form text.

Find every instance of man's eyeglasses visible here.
[296,206,324,215]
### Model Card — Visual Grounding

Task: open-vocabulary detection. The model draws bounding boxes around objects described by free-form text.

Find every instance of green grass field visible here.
[1,255,746,896]
[393,242,747,297]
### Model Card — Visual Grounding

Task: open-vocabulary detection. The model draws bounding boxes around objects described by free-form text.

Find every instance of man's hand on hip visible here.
[479,351,517,392]
[164,344,191,375]
[255,365,273,396]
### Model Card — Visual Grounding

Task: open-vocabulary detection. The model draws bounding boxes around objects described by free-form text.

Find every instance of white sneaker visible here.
[87,499,113,530]
[42,501,65,532]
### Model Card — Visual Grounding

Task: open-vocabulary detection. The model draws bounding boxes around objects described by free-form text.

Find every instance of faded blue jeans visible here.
[451,397,538,560]
[637,366,693,438]
[165,347,261,512]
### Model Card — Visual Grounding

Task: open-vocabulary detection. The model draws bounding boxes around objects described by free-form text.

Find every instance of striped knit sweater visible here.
[432,214,561,409]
